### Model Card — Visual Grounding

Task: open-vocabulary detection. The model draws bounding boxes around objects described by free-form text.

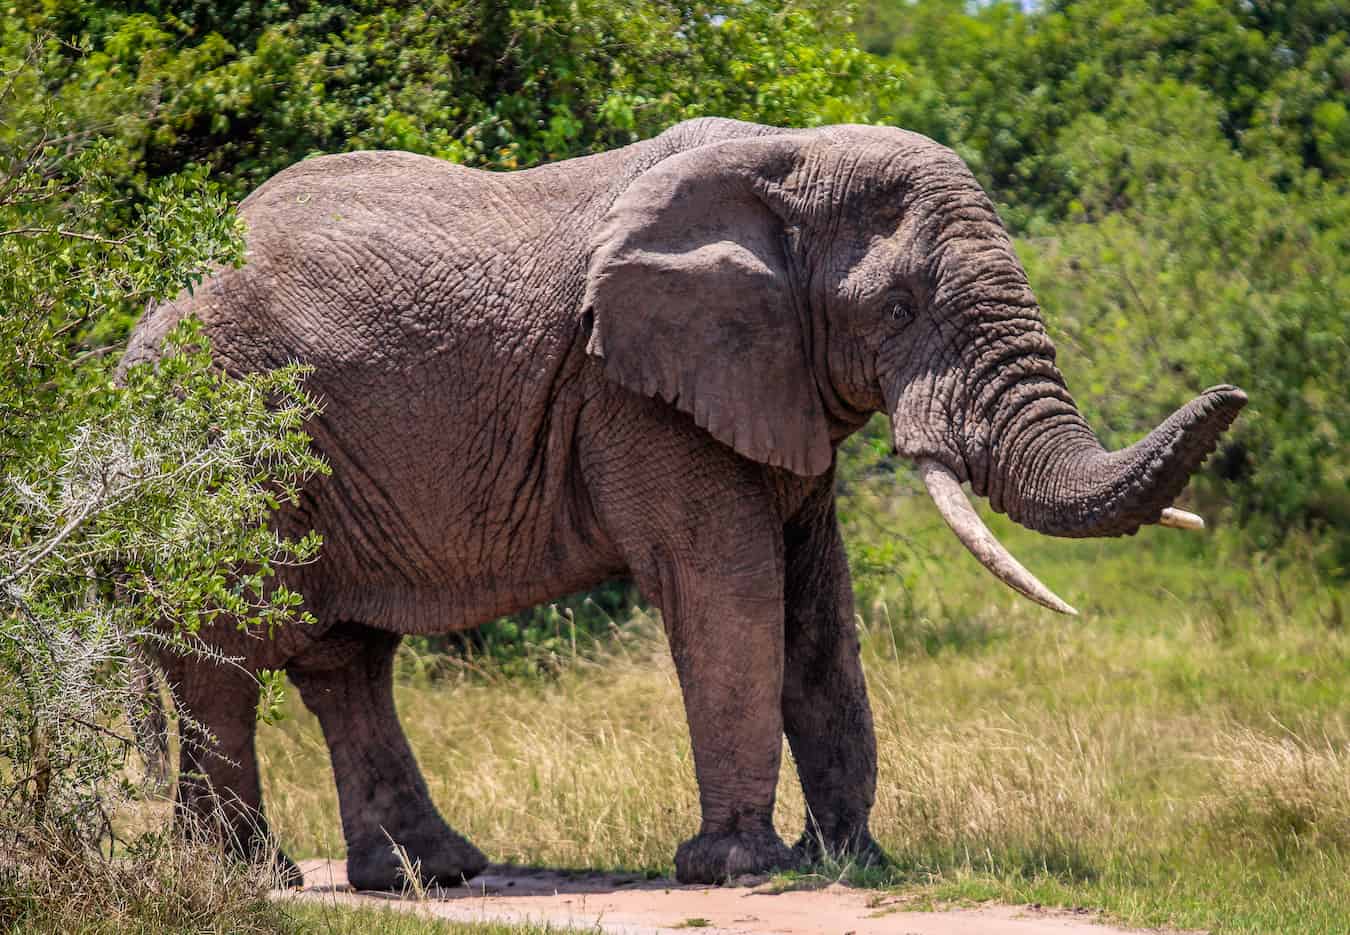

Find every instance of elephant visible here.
[123,117,1246,889]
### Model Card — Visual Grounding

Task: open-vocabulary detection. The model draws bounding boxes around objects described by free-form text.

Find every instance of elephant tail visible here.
[128,653,170,793]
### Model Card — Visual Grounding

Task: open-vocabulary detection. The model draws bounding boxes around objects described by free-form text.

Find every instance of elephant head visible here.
[582,126,1246,614]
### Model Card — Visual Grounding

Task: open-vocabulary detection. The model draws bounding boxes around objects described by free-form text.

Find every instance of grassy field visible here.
[256,490,1348,935]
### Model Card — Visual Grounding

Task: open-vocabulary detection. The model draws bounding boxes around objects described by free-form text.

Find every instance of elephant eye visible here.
[888,298,915,324]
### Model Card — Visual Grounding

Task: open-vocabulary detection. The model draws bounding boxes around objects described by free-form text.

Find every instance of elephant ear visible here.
[581,135,833,477]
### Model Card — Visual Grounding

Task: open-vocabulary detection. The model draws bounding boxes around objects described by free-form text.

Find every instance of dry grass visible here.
[869,718,1114,874]
[261,631,703,871]
[1205,725,1350,858]
[0,829,286,934]
[0,820,540,934]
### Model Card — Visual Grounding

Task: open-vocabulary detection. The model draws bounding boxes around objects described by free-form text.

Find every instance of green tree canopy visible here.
[1,32,325,839]
[18,0,888,200]
[858,0,1347,224]
[857,0,1348,563]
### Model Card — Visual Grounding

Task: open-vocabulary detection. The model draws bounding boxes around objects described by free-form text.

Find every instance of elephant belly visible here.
[281,368,626,635]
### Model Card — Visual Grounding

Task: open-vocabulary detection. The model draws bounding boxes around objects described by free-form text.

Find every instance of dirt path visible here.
[286,859,1189,934]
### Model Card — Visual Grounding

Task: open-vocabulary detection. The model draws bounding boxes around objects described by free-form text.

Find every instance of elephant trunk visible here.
[908,368,1245,616]
[892,239,1246,612]
[928,235,1247,542]
[984,381,1247,539]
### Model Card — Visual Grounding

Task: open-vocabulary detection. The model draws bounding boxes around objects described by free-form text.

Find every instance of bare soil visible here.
[286,859,1193,934]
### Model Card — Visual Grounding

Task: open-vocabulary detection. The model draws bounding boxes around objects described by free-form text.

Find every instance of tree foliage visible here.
[0,33,325,844]
[17,0,887,199]
[1026,80,1348,546]
[858,0,1348,223]
[856,0,1348,564]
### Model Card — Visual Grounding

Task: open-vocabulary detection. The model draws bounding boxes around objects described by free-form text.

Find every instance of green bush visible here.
[19,0,890,199]
[860,0,1349,566]
[0,29,324,885]
[858,0,1347,223]
[1022,80,1348,563]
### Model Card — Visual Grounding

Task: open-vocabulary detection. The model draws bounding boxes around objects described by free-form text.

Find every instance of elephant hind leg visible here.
[167,657,301,886]
[287,622,486,891]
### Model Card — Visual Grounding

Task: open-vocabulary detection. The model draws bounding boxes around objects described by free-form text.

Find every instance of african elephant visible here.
[124,117,1245,888]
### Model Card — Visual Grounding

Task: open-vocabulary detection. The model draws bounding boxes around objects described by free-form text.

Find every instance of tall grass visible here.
[256,493,1349,933]
[0,830,287,934]
[1206,727,1350,860]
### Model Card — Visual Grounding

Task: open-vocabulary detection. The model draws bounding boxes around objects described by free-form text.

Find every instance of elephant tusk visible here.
[1158,507,1204,531]
[917,459,1078,617]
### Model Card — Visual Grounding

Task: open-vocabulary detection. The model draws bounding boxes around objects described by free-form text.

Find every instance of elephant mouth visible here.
[915,458,1207,616]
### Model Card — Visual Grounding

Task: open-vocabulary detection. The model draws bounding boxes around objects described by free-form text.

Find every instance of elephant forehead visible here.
[800,127,968,194]
[822,226,920,299]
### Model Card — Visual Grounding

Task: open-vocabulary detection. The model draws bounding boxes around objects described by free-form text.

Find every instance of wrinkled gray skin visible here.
[124,119,1245,888]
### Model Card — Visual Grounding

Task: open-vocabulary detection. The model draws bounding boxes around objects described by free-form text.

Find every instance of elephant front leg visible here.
[288,624,486,891]
[589,417,804,883]
[781,501,886,868]
[634,541,797,884]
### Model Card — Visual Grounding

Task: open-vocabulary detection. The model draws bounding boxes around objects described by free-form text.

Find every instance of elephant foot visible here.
[346,823,488,891]
[268,848,305,889]
[674,829,797,884]
[213,824,303,889]
[791,828,890,871]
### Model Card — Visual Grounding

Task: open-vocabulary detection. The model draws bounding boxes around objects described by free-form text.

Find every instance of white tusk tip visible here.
[1158,507,1205,531]
[1044,595,1079,616]
[1033,590,1078,617]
